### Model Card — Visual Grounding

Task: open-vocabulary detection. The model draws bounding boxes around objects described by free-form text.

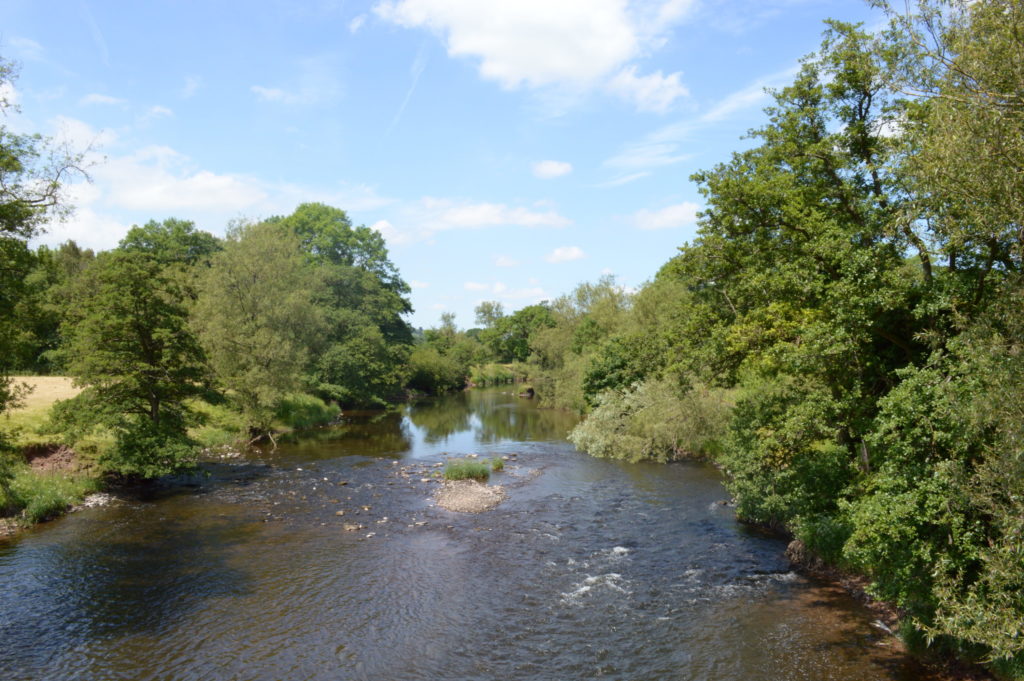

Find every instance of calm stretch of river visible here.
[0,388,943,681]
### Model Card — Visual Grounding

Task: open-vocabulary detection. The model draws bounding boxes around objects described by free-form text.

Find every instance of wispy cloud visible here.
[596,171,650,188]
[80,4,110,67]
[10,36,44,61]
[532,160,572,179]
[545,246,586,263]
[250,55,342,106]
[388,41,430,134]
[605,65,688,113]
[79,93,124,106]
[494,255,520,267]
[181,75,201,99]
[349,14,367,33]
[631,201,700,230]
[601,65,798,177]
[377,196,571,245]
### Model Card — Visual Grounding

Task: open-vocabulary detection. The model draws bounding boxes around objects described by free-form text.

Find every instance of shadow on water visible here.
[0,515,256,677]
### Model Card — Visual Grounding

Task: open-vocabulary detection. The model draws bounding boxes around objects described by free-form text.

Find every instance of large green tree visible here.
[270,203,413,406]
[55,250,208,477]
[192,221,326,435]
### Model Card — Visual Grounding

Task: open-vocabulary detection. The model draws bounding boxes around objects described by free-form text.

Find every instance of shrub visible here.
[569,378,733,463]
[443,458,491,481]
[469,363,515,386]
[275,393,339,430]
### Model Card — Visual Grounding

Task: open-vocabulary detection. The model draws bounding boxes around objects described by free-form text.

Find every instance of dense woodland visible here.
[1,0,1023,676]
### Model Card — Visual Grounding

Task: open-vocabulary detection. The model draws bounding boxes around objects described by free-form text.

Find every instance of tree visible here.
[270,203,414,407]
[55,250,208,477]
[119,218,221,267]
[192,221,326,436]
[474,301,504,328]
[0,56,84,488]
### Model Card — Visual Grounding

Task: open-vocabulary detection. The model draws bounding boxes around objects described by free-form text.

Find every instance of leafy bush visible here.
[720,375,852,528]
[406,345,465,394]
[443,458,491,481]
[275,393,339,430]
[469,363,515,386]
[103,417,197,478]
[569,378,732,463]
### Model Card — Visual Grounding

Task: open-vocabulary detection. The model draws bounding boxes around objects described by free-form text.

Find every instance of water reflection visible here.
[405,389,578,447]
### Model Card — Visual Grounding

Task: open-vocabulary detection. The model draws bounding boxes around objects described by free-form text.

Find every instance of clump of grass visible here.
[490,457,504,472]
[7,467,100,523]
[274,393,339,430]
[443,458,491,481]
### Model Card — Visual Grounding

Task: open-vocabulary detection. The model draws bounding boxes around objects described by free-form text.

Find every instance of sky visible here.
[1,0,881,329]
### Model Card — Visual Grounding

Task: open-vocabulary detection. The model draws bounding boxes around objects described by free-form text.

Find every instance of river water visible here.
[0,388,946,681]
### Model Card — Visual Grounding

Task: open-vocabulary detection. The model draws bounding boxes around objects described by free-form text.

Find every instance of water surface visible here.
[0,389,944,680]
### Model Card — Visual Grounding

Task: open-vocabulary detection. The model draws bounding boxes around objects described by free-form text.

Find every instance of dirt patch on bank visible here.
[434,479,506,513]
[23,444,78,473]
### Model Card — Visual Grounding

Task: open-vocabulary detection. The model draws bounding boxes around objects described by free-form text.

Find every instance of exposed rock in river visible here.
[433,479,506,513]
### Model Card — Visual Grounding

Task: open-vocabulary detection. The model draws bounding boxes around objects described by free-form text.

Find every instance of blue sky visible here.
[2,0,880,329]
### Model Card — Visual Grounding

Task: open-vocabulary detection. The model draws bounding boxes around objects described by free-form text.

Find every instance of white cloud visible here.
[597,171,650,188]
[250,56,341,106]
[349,14,367,32]
[80,93,125,106]
[373,0,695,112]
[604,141,691,170]
[380,197,571,244]
[181,76,201,99]
[466,280,547,302]
[144,105,174,120]
[532,160,572,179]
[546,246,585,263]
[37,117,395,250]
[0,81,20,108]
[606,65,688,113]
[631,201,699,230]
[600,65,797,178]
[698,66,797,123]
[251,85,293,103]
[10,37,44,61]
[410,280,430,289]
[494,255,519,267]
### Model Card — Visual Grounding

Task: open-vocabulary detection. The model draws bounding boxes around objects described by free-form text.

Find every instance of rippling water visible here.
[0,389,945,680]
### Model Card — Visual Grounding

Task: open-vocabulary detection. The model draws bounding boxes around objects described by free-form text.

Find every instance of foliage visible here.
[443,458,491,481]
[406,345,465,395]
[274,393,339,430]
[468,363,515,386]
[55,249,208,476]
[272,204,413,408]
[489,457,504,472]
[0,57,83,421]
[118,218,221,267]
[192,221,326,435]
[6,467,99,523]
[569,378,732,463]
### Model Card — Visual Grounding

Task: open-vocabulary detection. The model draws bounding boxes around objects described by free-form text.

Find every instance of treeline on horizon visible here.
[1,0,1022,675]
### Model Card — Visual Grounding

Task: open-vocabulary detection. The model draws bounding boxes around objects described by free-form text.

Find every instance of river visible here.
[0,388,946,680]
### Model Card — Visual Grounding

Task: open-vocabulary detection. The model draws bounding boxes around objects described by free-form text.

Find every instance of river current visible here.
[0,388,945,680]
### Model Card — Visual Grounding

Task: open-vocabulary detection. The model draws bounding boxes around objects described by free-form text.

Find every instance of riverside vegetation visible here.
[0,0,1022,677]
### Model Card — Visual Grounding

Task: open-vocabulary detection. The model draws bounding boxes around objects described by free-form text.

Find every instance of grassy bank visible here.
[1,377,340,536]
